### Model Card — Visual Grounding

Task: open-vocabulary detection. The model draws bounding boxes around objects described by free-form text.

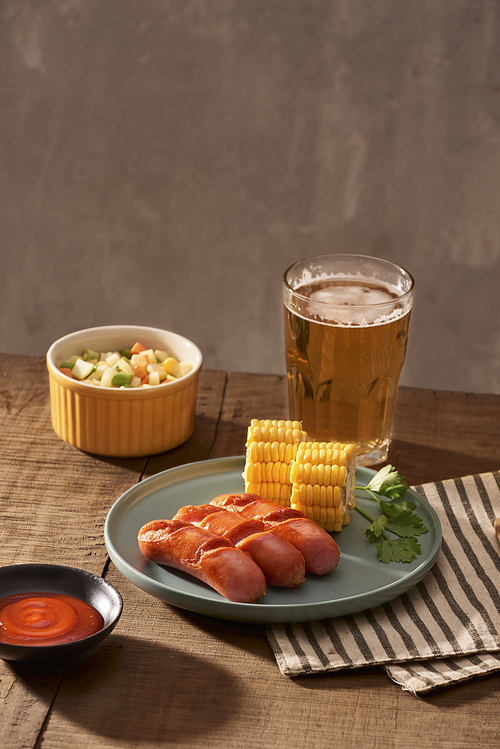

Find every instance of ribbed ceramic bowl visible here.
[0,564,123,663]
[46,325,203,457]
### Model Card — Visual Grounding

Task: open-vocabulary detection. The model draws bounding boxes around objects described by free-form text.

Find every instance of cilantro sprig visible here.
[355,465,428,564]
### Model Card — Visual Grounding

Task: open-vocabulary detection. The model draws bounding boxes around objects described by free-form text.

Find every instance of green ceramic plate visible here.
[104,456,442,623]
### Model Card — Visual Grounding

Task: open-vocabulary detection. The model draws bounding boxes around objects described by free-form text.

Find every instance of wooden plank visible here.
[0,355,226,749]
[209,374,500,485]
[0,354,147,748]
[0,660,68,749]
[390,387,500,485]
[0,357,226,569]
[36,564,500,749]
[210,372,289,459]
[2,360,500,749]
[0,354,147,570]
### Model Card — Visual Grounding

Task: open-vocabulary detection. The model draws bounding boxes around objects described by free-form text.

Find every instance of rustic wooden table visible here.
[1,353,500,749]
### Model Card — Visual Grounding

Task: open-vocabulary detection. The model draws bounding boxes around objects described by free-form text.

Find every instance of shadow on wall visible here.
[1,1,499,393]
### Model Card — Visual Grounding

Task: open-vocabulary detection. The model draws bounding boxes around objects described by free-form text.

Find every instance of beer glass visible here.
[283,254,414,466]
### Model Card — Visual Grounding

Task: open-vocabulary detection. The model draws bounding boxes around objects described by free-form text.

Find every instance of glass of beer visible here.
[283,254,414,466]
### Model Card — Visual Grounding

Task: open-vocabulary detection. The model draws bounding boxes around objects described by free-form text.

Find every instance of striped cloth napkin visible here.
[267,471,500,695]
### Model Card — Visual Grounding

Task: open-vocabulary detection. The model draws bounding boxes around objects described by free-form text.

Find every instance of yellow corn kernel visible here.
[290,501,344,533]
[243,420,356,532]
[243,419,307,502]
[247,419,307,444]
[163,357,182,378]
[244,480,291,504]
[289,440,356,531]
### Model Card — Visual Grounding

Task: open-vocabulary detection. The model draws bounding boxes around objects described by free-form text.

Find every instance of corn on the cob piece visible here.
[243,419,356,532]
[290,442,356,532]
[243,419,307,506]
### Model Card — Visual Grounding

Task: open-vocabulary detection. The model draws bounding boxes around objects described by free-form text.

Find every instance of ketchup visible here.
[0,592,103,646]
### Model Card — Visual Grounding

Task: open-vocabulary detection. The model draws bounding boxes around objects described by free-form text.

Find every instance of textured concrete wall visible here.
[1,1,499,393]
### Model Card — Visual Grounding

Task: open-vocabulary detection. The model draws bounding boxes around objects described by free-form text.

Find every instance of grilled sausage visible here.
[138,518,267,603]
[211,494,340,575]
[174,504,306,587]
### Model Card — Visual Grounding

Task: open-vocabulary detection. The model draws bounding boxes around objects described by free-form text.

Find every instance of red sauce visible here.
[0,592,103,646]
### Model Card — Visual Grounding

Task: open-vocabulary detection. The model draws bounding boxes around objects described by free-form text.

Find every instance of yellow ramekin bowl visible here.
[46,325,203,457]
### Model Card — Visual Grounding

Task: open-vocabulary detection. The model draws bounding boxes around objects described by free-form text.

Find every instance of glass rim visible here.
[283,253,415,309]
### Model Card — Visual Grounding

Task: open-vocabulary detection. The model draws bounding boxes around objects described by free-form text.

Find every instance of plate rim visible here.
[104,456,442,623]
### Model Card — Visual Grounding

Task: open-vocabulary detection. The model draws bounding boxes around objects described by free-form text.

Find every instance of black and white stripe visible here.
[268,471,500,694]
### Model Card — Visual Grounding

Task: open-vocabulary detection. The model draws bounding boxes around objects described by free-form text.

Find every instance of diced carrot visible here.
[132,366,148,382]
[59,367,74,378]
[131,342,146,355]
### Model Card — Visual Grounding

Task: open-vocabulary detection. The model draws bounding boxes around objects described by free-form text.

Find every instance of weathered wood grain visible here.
[0,354,145,747]
[0,355,226,749]
[207,373,500,485]
[37,564,500,749]
[0,354,146,570]
[210,372,289,459]
[1,356,500,749]
[390,387,500,485]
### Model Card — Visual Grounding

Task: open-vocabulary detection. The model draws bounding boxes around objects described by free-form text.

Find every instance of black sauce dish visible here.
[0,564,123,663]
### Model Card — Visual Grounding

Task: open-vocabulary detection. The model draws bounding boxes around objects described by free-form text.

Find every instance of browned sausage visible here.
[174,504,306,588]
[138,519,267,603]
[211,494,340,576]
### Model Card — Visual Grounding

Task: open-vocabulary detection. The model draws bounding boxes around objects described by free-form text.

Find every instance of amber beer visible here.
[283,255,414,466]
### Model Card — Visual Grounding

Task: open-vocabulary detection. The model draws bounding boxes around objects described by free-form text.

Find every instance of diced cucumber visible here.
[83,348,99,361]
[154,349,168,363]
[100,367,116,388]
[148,370,160,386]
[112,371,133,387]
[58,342,191,390]
[72,358,95,380]
[91,363,109,381]
[116,357,134,375]
[105,352,120,367]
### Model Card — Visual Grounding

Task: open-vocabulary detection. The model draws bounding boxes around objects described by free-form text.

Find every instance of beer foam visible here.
[287,273,411,327]
[308,284,395,307]
[309,304,403,327]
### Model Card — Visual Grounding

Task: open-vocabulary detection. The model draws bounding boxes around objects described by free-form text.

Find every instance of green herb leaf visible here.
[365,514,388,542]
[379,501,428,537]
[375,537,422,564]
[355,465,427,564]
[361,464,409,499]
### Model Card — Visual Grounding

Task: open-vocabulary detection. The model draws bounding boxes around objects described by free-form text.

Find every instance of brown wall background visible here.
[1,1,499,393]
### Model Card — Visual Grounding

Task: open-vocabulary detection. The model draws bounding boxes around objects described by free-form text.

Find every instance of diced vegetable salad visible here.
[58,341,193,388]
